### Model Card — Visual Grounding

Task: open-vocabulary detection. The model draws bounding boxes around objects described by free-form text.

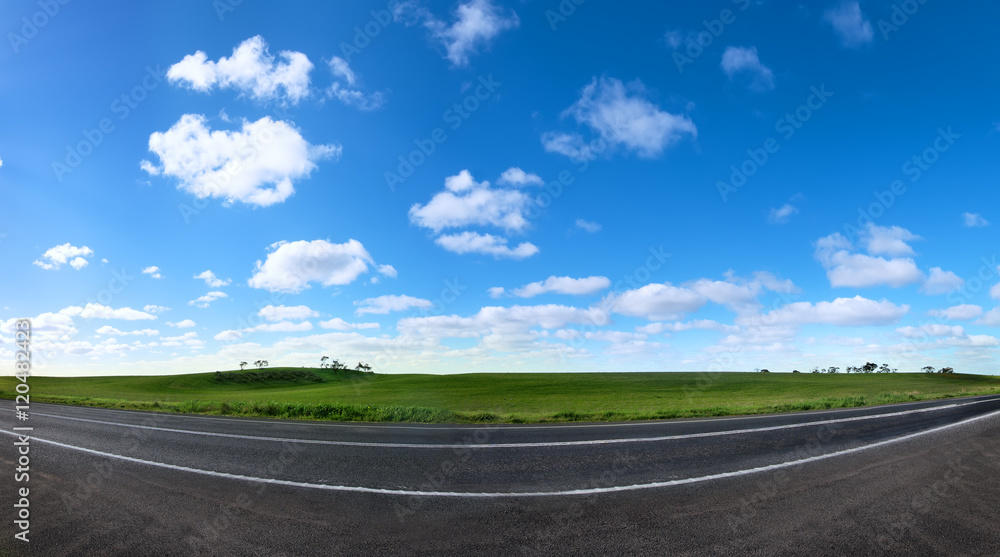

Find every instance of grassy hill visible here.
[3,368,998,423]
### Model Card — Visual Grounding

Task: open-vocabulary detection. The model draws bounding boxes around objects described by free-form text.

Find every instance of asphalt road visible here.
[1,395,999,556]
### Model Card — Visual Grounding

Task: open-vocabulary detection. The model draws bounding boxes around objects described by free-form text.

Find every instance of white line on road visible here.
[4,409,998,497]
[6,398,994,449]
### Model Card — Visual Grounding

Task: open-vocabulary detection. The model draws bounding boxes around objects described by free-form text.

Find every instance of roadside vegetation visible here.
[2,369,997,424]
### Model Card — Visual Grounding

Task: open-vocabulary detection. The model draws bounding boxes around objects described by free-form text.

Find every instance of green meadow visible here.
[3,369,998,423]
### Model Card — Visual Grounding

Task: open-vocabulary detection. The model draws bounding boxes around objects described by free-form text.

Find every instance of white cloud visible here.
[921,267,964,295]
[143,305,171,314]
[575,219,601,233]
[767,203,798,224]
[757,296,909,327]
[637,320,738,334]
[815,231,923,288]
[720,46,775,92]
[319,318,380,331]
[327,56,384,111]
[144,114,340,208]
[992,282,1000,300]
[963,212,989,227]
[396,304,610,339]
[248,239,384,293]
[355,295,433,315]
[259,304,319,321]
[435,232,539,259]
[167,35,313,104]
[189,291,228,308]
[824,1,874,48]
[545,77,696,160]
[142,266,163,279]
[687,279,764,312]
[167,319,197,328]
[606,283,706,321]
[243,321,314,333]
[752,271,801,295]
[377,264,398,278]
[498,167,543,186]
[33,243,94,270]
[976,307,1000,326]
[214,330,243,341]
[409,170,532,233]
[60,303,156,320]
[503,276,611,298]
[929,304,983,320]
[95,326,159,336]
[195,270,231,287]
[487,287,507,298]
[421,0,519,67]
[897,324,964,339]
[861,224,920,256]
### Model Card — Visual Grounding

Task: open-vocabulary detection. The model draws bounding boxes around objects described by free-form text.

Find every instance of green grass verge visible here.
[2,369,998,423]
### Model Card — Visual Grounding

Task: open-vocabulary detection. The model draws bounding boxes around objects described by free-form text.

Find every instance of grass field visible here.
[3,368,999,423]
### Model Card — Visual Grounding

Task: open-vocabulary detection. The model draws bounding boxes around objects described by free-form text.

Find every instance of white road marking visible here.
[4,408,998,498]
[5,398,995,449]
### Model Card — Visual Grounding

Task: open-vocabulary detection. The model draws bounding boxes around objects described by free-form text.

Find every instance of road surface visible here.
[1,395,999,555]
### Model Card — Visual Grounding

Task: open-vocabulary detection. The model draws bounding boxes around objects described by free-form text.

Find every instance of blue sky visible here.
[2,0,999,376]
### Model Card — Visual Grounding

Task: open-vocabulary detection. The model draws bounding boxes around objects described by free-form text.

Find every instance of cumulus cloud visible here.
[815,229,923,288]
[976,307,1000,326]
[167,35,313,104]
[498,167,543,186]
[757,296,909,327]
[167,319,196,328]
[409,170,532,233]
[243,321,314,333]
[142,266,163,279]
[396,304,609,339]
[194,270,231,287]
[95,326,159,336]
[248,239,389,293]
[575,219,601,233]
[414,0,520,66]
[921,267,964,295]
[143,305,171,314]
[929,304,982,320]
[963,212,989,227]
[327,56,384,110]
[319,318,380,331]
[824,1,874,48]
[435,232,539,259]
[720,46,775,92]
[897,324,964,339]
[767,203,798,224]
[189,291,228,308]
[606,283,706,321]
[860,224,920,257]
[60,303,156,320]
[355,295,433,315]
[259,304,319,321]
[544,77,696,160]
[497,276,611,298]
[33,243,94,270]
[143,114,340,207]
